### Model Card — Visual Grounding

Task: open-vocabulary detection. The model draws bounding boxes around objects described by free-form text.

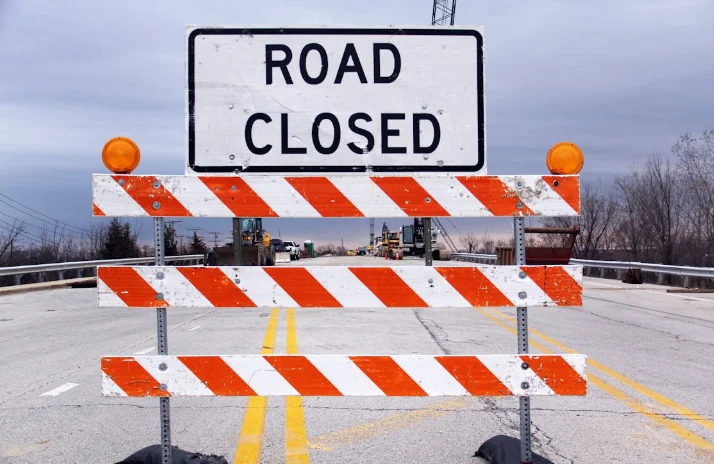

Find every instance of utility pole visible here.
[209,232,220,248]
[186,227,202,241]
[369,218,375,246]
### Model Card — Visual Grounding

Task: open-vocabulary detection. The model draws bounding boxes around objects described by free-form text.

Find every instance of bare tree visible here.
[637,152,684,265]
[460,233,478,253]
[672,128,714,265]
[540,180,617,259]
[0,220,25,263]
[479,231,496,254]
[613,172,643,261]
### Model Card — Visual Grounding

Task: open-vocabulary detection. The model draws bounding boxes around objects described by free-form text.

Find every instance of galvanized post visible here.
[424,218,433,267]
[233,218,243,265]
[514,217,532,463]
[154,217,172,464]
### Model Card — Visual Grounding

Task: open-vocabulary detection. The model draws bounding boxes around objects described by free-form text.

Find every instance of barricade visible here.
[92,172,586,463]
[92,25,587,464]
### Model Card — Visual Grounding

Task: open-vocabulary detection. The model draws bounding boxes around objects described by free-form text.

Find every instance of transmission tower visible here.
[432,0,457,25]
[425,0,458,253]
[369,218,375,246]
[209,232,220,247]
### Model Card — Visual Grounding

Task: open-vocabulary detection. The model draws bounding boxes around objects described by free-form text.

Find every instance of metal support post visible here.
[514,217,532,463]
[424,218,433,266]
[154,217,172,464]
[232,218,243,265]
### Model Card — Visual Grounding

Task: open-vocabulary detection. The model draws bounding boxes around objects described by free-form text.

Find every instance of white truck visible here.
[281,240,300,261]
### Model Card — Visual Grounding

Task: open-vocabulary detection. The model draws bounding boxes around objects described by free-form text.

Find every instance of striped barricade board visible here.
[93,172,587,399]
[91,174,580,218]
[96,265,583,308]
[101,354,587,397]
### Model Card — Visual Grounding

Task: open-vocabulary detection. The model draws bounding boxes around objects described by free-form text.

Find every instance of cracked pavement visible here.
[1,256,713,463]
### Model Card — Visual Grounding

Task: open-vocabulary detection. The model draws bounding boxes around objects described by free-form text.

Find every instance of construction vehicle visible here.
[379,222,401,259]
[204,218,276,266]
[399,218,439,259]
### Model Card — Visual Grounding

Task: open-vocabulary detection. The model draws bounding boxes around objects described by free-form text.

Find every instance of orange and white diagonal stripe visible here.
[101,354,587,397]
[91,174,580,218]
[96,265,583,308]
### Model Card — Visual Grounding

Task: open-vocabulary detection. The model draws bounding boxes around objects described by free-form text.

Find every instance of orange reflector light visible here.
[546,142,584,175]
[102,137,141,174]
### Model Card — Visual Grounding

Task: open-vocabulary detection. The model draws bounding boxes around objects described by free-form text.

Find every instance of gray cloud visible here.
[1,0,712,248]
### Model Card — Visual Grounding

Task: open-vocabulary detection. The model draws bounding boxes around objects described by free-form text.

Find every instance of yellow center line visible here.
[490,308,714,435]
[308,398,469,451]
[234,308,279,464]
[475,307,714,451]
[286,308,310,463]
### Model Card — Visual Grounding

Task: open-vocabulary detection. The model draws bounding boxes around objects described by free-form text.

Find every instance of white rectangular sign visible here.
[186,26,485,175]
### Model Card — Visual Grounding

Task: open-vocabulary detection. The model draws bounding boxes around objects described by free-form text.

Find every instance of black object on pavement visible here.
[114,444,228,464]
[474,435,555,464]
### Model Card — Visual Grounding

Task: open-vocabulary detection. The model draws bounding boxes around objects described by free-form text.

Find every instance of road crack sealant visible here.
[411,308,576,463]
[578,303,714,347]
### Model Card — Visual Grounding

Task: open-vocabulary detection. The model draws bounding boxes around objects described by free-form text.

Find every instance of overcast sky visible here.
[1,0,713,249]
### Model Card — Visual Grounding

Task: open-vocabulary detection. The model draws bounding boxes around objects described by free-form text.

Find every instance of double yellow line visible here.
[232,305,713,460]
[474,306,714,451]
[306,307,714,454]
[234,308,310,463]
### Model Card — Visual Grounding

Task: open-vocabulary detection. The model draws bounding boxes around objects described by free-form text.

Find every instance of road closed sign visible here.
[186,27,484,175]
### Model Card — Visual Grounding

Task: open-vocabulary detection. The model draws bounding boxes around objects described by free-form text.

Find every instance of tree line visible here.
[0,218,208,284]
[461,129,714,266]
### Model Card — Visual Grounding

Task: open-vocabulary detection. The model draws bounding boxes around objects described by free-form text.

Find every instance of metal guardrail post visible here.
[514,217,533,463]
[153,217,172,463]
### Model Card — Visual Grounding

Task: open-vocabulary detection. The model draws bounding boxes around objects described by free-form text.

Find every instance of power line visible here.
[444,218,464,236]
[0,195,90,236]
[0,191,91,233]
[0,211,86,240]
[0,220,44,245]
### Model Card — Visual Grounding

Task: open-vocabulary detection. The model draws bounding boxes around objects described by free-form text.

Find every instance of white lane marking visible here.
[638,288,714,303]
[133,347,154,355]
[588,282,714,302]
[41,383,79,397]
[586,281,625,289]
[188,325,200,332]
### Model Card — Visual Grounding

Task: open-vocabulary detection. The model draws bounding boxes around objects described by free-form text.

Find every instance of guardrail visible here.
[0,255,204,287]
[451,253,714,287]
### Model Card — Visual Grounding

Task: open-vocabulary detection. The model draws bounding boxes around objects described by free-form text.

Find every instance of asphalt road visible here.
[1,256,713,463]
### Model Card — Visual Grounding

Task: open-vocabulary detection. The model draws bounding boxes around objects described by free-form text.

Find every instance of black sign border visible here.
[187,27,485,173]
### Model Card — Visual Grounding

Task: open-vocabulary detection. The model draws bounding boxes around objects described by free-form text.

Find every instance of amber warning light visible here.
[546,142,584,175]
[102,137,141,174]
